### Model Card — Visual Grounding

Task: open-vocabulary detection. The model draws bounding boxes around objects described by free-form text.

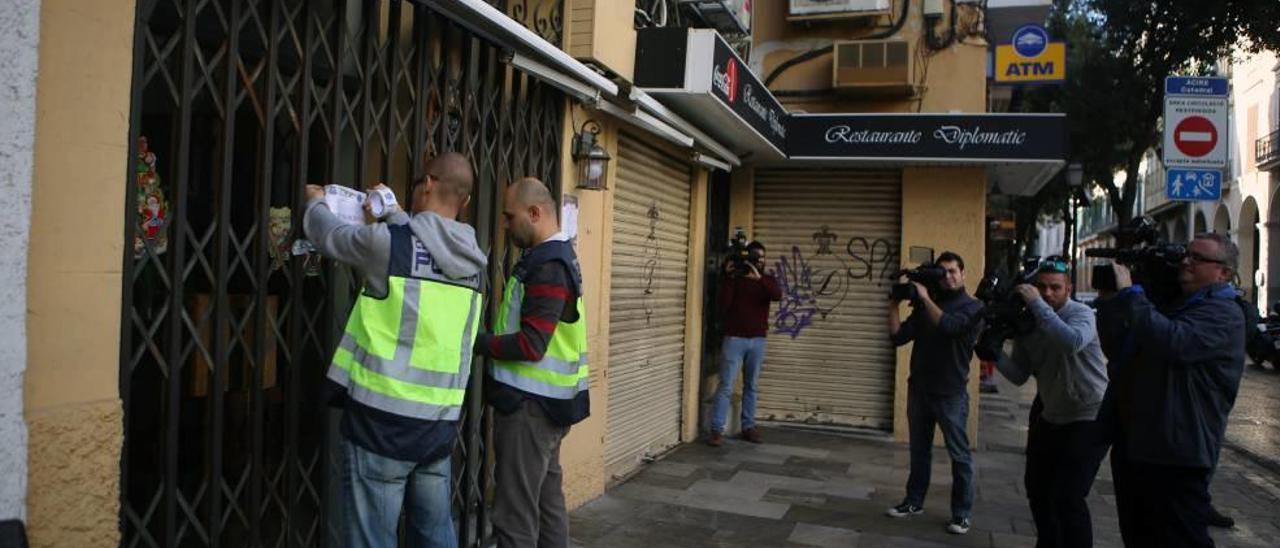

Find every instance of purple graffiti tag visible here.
[771,246,819,339]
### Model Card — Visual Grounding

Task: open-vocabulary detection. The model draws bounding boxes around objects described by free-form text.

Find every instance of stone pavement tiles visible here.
[569,376,1280,547]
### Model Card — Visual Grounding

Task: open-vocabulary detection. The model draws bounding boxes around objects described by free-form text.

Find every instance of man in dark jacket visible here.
[1096,233,1245,548]
[885,251,984,536]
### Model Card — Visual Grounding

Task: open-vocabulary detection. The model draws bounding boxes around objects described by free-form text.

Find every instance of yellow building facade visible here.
[18,1,1063,546]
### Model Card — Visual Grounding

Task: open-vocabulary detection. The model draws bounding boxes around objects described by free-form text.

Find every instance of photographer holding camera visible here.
[1096,233,1245,548]
[984,256,1109,547]
[706,240,780,447]
[885,251,984,535]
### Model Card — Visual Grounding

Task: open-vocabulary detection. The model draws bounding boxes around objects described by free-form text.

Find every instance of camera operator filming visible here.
[979,256,1109,548]
[1095,233,1246,548]
[885,251,984,535]
[706,232,780,447]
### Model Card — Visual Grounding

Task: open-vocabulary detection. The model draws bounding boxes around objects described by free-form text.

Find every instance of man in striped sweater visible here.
[476,178,589,548]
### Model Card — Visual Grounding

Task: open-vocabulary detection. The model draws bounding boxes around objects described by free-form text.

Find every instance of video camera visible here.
[889,247,947,302]
[726,228,763,277]
[973,257,1042,361]
[1086,216,1186,308]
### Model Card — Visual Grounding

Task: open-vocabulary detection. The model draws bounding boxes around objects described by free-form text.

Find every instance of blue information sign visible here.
[1164,77,1229,97]
[1166,168,1222,201]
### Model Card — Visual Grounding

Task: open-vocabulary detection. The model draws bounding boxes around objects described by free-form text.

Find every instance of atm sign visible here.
[993,41,1065,84]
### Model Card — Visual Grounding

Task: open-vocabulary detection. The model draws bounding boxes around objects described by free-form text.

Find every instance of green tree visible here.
[1029,0,1280,226]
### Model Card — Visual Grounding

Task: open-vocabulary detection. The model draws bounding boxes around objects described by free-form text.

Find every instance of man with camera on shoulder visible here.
[983,256,1109,548]
[885,251,984,536]
[1095,233,1246,548]
[706,239,781,447]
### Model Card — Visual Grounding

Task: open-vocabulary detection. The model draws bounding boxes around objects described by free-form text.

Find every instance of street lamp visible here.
[572,120,610,190]
[1066,162,1084,189]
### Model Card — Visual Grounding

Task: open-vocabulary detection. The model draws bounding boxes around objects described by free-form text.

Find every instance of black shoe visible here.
[1207,505,1235,528]
[885,502,923,518]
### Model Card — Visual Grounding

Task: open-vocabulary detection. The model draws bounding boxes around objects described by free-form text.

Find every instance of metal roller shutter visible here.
[752,169,902,430]
[605,132,693,479]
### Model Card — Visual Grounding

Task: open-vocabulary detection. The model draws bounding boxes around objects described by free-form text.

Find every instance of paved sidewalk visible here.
[569,377,1280,547]
[1223,363,1280,475]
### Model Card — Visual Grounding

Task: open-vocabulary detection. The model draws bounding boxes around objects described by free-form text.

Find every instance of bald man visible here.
[304,151,486,548]
[476,177,589,548]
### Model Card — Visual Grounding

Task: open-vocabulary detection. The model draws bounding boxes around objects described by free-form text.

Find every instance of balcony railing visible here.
[1258,129,1280,170]
[488,0,564,47]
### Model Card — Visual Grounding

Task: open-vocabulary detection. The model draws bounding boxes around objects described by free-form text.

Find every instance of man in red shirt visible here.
[707,241,782,446]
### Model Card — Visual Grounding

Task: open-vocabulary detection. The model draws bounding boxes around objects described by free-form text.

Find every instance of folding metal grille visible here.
[120,1,564,546]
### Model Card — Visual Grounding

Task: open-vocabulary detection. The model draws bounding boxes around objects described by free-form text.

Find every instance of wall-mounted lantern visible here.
[572,120,610,190]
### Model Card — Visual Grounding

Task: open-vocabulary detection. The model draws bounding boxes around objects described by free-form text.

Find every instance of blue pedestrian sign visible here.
[1166,168,1222,201]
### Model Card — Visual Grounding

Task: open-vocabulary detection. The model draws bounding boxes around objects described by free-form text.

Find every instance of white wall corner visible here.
[0,0,41,523]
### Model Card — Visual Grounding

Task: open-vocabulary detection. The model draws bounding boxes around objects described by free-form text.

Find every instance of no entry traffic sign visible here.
[1173,116,1217,158]
[1163,76,1228,169]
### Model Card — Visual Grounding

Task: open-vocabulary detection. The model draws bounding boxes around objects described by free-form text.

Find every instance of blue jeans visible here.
[341,436,457,548]
[710,336,766,434]
[905,388,974,520]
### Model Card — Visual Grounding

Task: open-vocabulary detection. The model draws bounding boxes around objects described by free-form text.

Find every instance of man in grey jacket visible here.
[303,152,487,548]
[991,257,1109,548]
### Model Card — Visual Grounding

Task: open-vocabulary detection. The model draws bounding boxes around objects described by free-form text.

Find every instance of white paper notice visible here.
[561,194,579,242]
[325,185,367,225]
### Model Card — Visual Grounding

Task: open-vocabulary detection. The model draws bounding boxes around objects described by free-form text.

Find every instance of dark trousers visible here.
[493,400,571,548]
[1024,400,1109,548]
[905,388,974,519]
[1111,443,1214,548]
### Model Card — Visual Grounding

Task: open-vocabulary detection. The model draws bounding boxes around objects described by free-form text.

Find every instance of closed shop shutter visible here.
[751,169,902,430]
[605,132,693,479]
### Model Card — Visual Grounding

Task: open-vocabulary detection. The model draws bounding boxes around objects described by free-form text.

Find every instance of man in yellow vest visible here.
[302,152,487,548]
[476,177,589,548]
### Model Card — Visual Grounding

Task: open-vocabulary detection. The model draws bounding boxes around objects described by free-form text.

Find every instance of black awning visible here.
[635,29,1069,194]
[782,113,1068,195]
[635,27,788,161]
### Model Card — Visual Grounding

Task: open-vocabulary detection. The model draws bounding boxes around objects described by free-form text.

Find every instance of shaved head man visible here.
[478,177,589,548]
[412,151,474,216]
[502,177,558,249]
[302,150,487,547]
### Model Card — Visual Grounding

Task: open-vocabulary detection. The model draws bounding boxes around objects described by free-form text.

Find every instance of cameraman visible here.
[706,241,780,447]
[987,257,1109,547]
[885,251,984,535]
[1096,233,1245,548]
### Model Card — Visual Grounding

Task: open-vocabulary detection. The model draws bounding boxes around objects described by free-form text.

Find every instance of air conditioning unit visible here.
[789,0,891,20]
[832,40,916,96]
[678,0,752,35]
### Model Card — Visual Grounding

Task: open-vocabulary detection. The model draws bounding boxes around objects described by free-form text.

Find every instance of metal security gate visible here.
[605,133,693,480]
[752,169,901,430]
[120,1,563,546]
